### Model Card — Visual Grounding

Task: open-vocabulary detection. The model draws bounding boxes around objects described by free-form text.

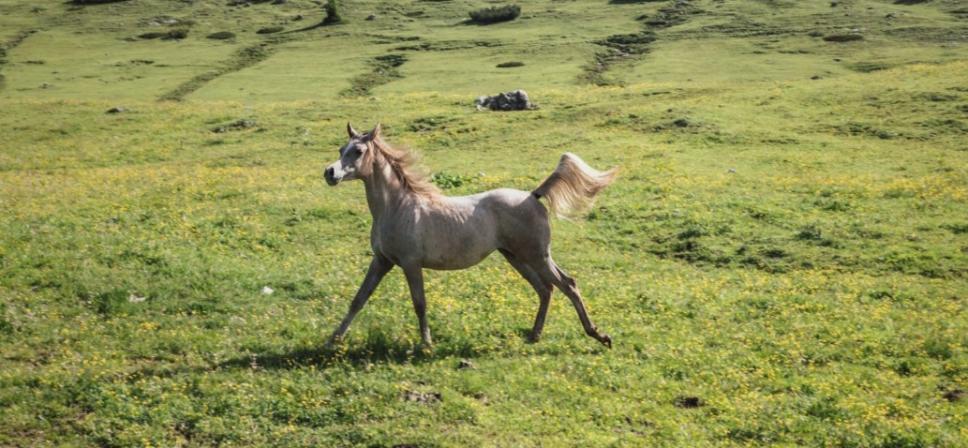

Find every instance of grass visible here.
[0,0,966,446]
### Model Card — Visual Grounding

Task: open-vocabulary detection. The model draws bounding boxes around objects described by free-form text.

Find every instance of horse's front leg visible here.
[402,265,432,347]
[327,254,394,346]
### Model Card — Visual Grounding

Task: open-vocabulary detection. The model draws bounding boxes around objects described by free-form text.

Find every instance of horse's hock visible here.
[475,89,535,111]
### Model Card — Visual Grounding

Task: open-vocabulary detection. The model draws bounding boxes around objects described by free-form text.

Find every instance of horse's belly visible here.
[422,247,494,270]
[419,226,496,270]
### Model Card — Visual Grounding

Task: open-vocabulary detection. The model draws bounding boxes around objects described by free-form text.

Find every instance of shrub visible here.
[206,31,236,40]
[323,0,342,25]
[468,5,520,24]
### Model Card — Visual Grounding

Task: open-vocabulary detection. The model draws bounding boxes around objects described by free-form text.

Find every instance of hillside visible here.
[1,0,966,446]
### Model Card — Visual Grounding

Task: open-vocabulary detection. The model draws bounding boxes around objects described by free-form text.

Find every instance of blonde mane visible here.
[369,137,441,198]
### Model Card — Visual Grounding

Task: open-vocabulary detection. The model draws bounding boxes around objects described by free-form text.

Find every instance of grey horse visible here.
[324,123,618,348]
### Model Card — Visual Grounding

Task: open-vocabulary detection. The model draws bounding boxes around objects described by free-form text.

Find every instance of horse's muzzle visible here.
[324,167,340,186]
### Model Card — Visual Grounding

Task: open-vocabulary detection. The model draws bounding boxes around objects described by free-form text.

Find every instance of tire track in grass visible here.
[581,0,699,86]
[0,30,37,93]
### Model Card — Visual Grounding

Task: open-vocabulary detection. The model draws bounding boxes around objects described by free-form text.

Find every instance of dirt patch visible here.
[341,54,407,96]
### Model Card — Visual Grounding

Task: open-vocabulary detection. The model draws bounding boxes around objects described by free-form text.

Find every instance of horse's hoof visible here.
[325,336,344,350]
[599,334,612,349]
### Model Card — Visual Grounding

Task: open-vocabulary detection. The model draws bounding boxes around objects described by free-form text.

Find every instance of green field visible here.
[1,0,966,446]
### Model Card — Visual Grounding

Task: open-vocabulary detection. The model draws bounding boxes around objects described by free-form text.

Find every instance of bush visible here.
[206,31,236,40]
[468,5,520,24]
[323,0,342,25]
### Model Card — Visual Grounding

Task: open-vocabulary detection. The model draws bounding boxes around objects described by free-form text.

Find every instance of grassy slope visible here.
[1,0,966,446]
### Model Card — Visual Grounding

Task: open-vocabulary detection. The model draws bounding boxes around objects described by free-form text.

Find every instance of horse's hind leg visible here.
[532,257,612,348]
[499,249,553,342]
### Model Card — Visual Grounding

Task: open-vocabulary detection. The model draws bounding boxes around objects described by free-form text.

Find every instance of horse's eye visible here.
[353,147,364,155]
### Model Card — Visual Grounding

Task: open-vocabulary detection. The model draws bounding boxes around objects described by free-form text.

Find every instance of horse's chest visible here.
[370,220,413,261]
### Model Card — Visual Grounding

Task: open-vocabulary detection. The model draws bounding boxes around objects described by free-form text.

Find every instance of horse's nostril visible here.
[325,167,334,177]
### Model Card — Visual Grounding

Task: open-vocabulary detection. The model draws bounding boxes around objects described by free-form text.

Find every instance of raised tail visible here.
[532,153,618,219]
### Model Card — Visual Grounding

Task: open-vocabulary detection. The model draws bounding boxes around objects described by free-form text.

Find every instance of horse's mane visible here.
[370,137,441,198]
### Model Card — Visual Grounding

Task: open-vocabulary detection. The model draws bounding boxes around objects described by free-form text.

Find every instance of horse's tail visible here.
[532,152,618,220]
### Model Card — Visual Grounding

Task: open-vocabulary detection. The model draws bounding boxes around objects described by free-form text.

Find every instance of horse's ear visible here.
[370,123,382,139]
[347,122,360,138]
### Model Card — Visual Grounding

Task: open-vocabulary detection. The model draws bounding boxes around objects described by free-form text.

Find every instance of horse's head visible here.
[324,122,381,186]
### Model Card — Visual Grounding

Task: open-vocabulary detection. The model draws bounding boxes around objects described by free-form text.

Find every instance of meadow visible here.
[0,0,966,446]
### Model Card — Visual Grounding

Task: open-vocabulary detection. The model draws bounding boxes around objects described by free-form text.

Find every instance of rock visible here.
[366,14,377,21]
[127,294,146,303]
[811,75,822,80]
[292,14,304,21]
[106,106,126,114]
[475,89,535,111]
[457,359,474,369]
[261,286,274,295]
[673,118,690,128]
[403,390,441,404]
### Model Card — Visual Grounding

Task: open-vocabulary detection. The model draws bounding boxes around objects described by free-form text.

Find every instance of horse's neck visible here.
[363,160,408,221]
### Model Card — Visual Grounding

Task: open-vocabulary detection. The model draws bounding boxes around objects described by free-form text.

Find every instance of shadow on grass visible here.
[220,333,500,371]
[125,327,611,382]
[126,336,497,382]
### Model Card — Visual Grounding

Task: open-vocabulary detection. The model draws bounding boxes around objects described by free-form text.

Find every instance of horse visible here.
[323,123,618,348]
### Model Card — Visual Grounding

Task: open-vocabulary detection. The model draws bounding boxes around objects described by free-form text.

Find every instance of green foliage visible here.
[323,0,342,25]
[468,5,520,24]
[430,172,473,189]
